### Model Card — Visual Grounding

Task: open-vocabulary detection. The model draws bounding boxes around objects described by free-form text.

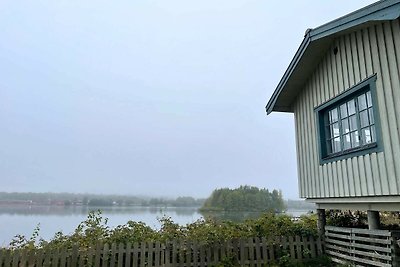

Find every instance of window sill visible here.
[320,142,379,165]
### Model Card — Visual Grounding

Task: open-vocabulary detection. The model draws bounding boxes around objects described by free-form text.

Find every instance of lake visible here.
[0,205,312,247]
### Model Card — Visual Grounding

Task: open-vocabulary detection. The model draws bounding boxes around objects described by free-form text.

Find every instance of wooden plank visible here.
[12,249,20,267]
[288,236,295,260]
[239,238,245,266]
[261,237,268,264]
[60,247,68,267]
[352,235,391,244]
[268,237,275,262]
[133,242,139,267]
[110,243,117,267]
[102,243,110,267]
[325,226,352,232]
[326,250,391,267]
[254,237,261,266]
[71,245,78,267]
[36,250,44,267]
[94,243,102,267]
[178,241,185,267]
[206,244,212,266]
[351,228,391,236]
[295,236,302,260]
[172,241,177,267]
[155,241,160,267]
[117,243,124,267]
[148,241,154,267]
[19,249,28,267]
[199,244,205,267]
[248,237,254,267]
[352,248,391,261]
[87,246,94,267]
[52,248,60,267]
[325,232,352,240]
[309,236,316,258]
[125,243,132,267]
[325,237,391,253]
[140,242,146,267]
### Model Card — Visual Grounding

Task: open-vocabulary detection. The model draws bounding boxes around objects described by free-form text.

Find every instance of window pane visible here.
[349,115,357,131]
[342,119,350,133]
[326,140,333,154]
[366,91,372,107]
[358,94,367,111]
[371,125,376,142]
[360,110,369,127]
[348,99,356,115]
[333,137,341,153]
[340,103,348,118]
[331,122,340,138]
[329,108,338,123]
[343,134,351,150]
[351,131,359,148]
[368,108,374,124]
[361,127,372,144]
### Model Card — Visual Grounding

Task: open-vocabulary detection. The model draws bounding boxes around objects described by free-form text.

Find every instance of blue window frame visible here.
[315,75,382,164]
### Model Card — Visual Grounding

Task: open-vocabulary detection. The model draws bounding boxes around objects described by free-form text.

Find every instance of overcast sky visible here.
[0,0,376,199]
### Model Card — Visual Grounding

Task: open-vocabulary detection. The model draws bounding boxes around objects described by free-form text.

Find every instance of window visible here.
[316,75,382,164]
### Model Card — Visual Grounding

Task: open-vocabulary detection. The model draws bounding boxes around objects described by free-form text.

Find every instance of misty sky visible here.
[0,0,376,199]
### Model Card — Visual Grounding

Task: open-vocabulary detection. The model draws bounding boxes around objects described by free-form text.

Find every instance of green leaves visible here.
[8,211,318,251]
[200,186,286,212]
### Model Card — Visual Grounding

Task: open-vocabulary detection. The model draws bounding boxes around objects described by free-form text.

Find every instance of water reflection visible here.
[0,205,200,217]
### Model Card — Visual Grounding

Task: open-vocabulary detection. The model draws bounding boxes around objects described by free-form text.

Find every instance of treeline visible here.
[200,186,286,212]
[0,192,205,208]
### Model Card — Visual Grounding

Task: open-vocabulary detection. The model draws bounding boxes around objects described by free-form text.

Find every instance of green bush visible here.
[8,210,317,251]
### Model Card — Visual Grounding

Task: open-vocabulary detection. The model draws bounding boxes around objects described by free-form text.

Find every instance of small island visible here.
[200,185,286,212]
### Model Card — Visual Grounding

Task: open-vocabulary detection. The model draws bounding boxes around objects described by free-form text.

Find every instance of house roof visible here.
[265,0,400,115]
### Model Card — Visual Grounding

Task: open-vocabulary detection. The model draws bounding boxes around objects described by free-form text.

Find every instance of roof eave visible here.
[266,0,400,115]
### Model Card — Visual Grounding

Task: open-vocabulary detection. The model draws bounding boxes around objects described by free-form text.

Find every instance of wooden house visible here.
[266,0,400,230]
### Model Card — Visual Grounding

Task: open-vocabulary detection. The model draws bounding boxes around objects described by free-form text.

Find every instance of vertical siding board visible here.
[338,36,350,92]
[298,90,307,197]
[370,153,382,195]
[358,157,368,195]
[351,32,362,82]
[315,64,325,197]
[328,47,338,197]
[373,24,400,194]
[345,33,360,87]
[310,73,320,197]
[338,36,354,196]
[383,21,400,193]
[351,158,361,196]
[378,153,390,194]
[346,159,356,196]
[392,19,400,77]
[304,82,313,197]
[294,106,303,197]
[321,54,332,197]
[364,154,376,195]
[356,30,367,80]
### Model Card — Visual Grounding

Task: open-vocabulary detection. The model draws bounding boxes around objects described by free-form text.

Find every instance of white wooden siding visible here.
[293,19,400,199]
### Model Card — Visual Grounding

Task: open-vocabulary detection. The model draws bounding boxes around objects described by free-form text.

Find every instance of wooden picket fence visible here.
[325,226,400,267]
[0,236,323,267]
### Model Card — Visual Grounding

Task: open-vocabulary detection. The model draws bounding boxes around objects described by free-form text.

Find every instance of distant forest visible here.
[0,192,205,207]
[200,186,286,212]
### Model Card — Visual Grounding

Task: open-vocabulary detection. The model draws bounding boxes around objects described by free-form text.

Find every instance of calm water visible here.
[0,205,311,247]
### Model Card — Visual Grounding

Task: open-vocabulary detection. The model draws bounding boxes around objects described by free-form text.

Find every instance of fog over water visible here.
[0,0,376,199]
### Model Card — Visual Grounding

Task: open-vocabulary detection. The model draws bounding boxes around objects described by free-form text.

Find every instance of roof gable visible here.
[266,0,400,115]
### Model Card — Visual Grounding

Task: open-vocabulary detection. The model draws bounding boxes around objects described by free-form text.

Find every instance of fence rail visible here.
[325,226,400,267]
[0,236,323,267]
